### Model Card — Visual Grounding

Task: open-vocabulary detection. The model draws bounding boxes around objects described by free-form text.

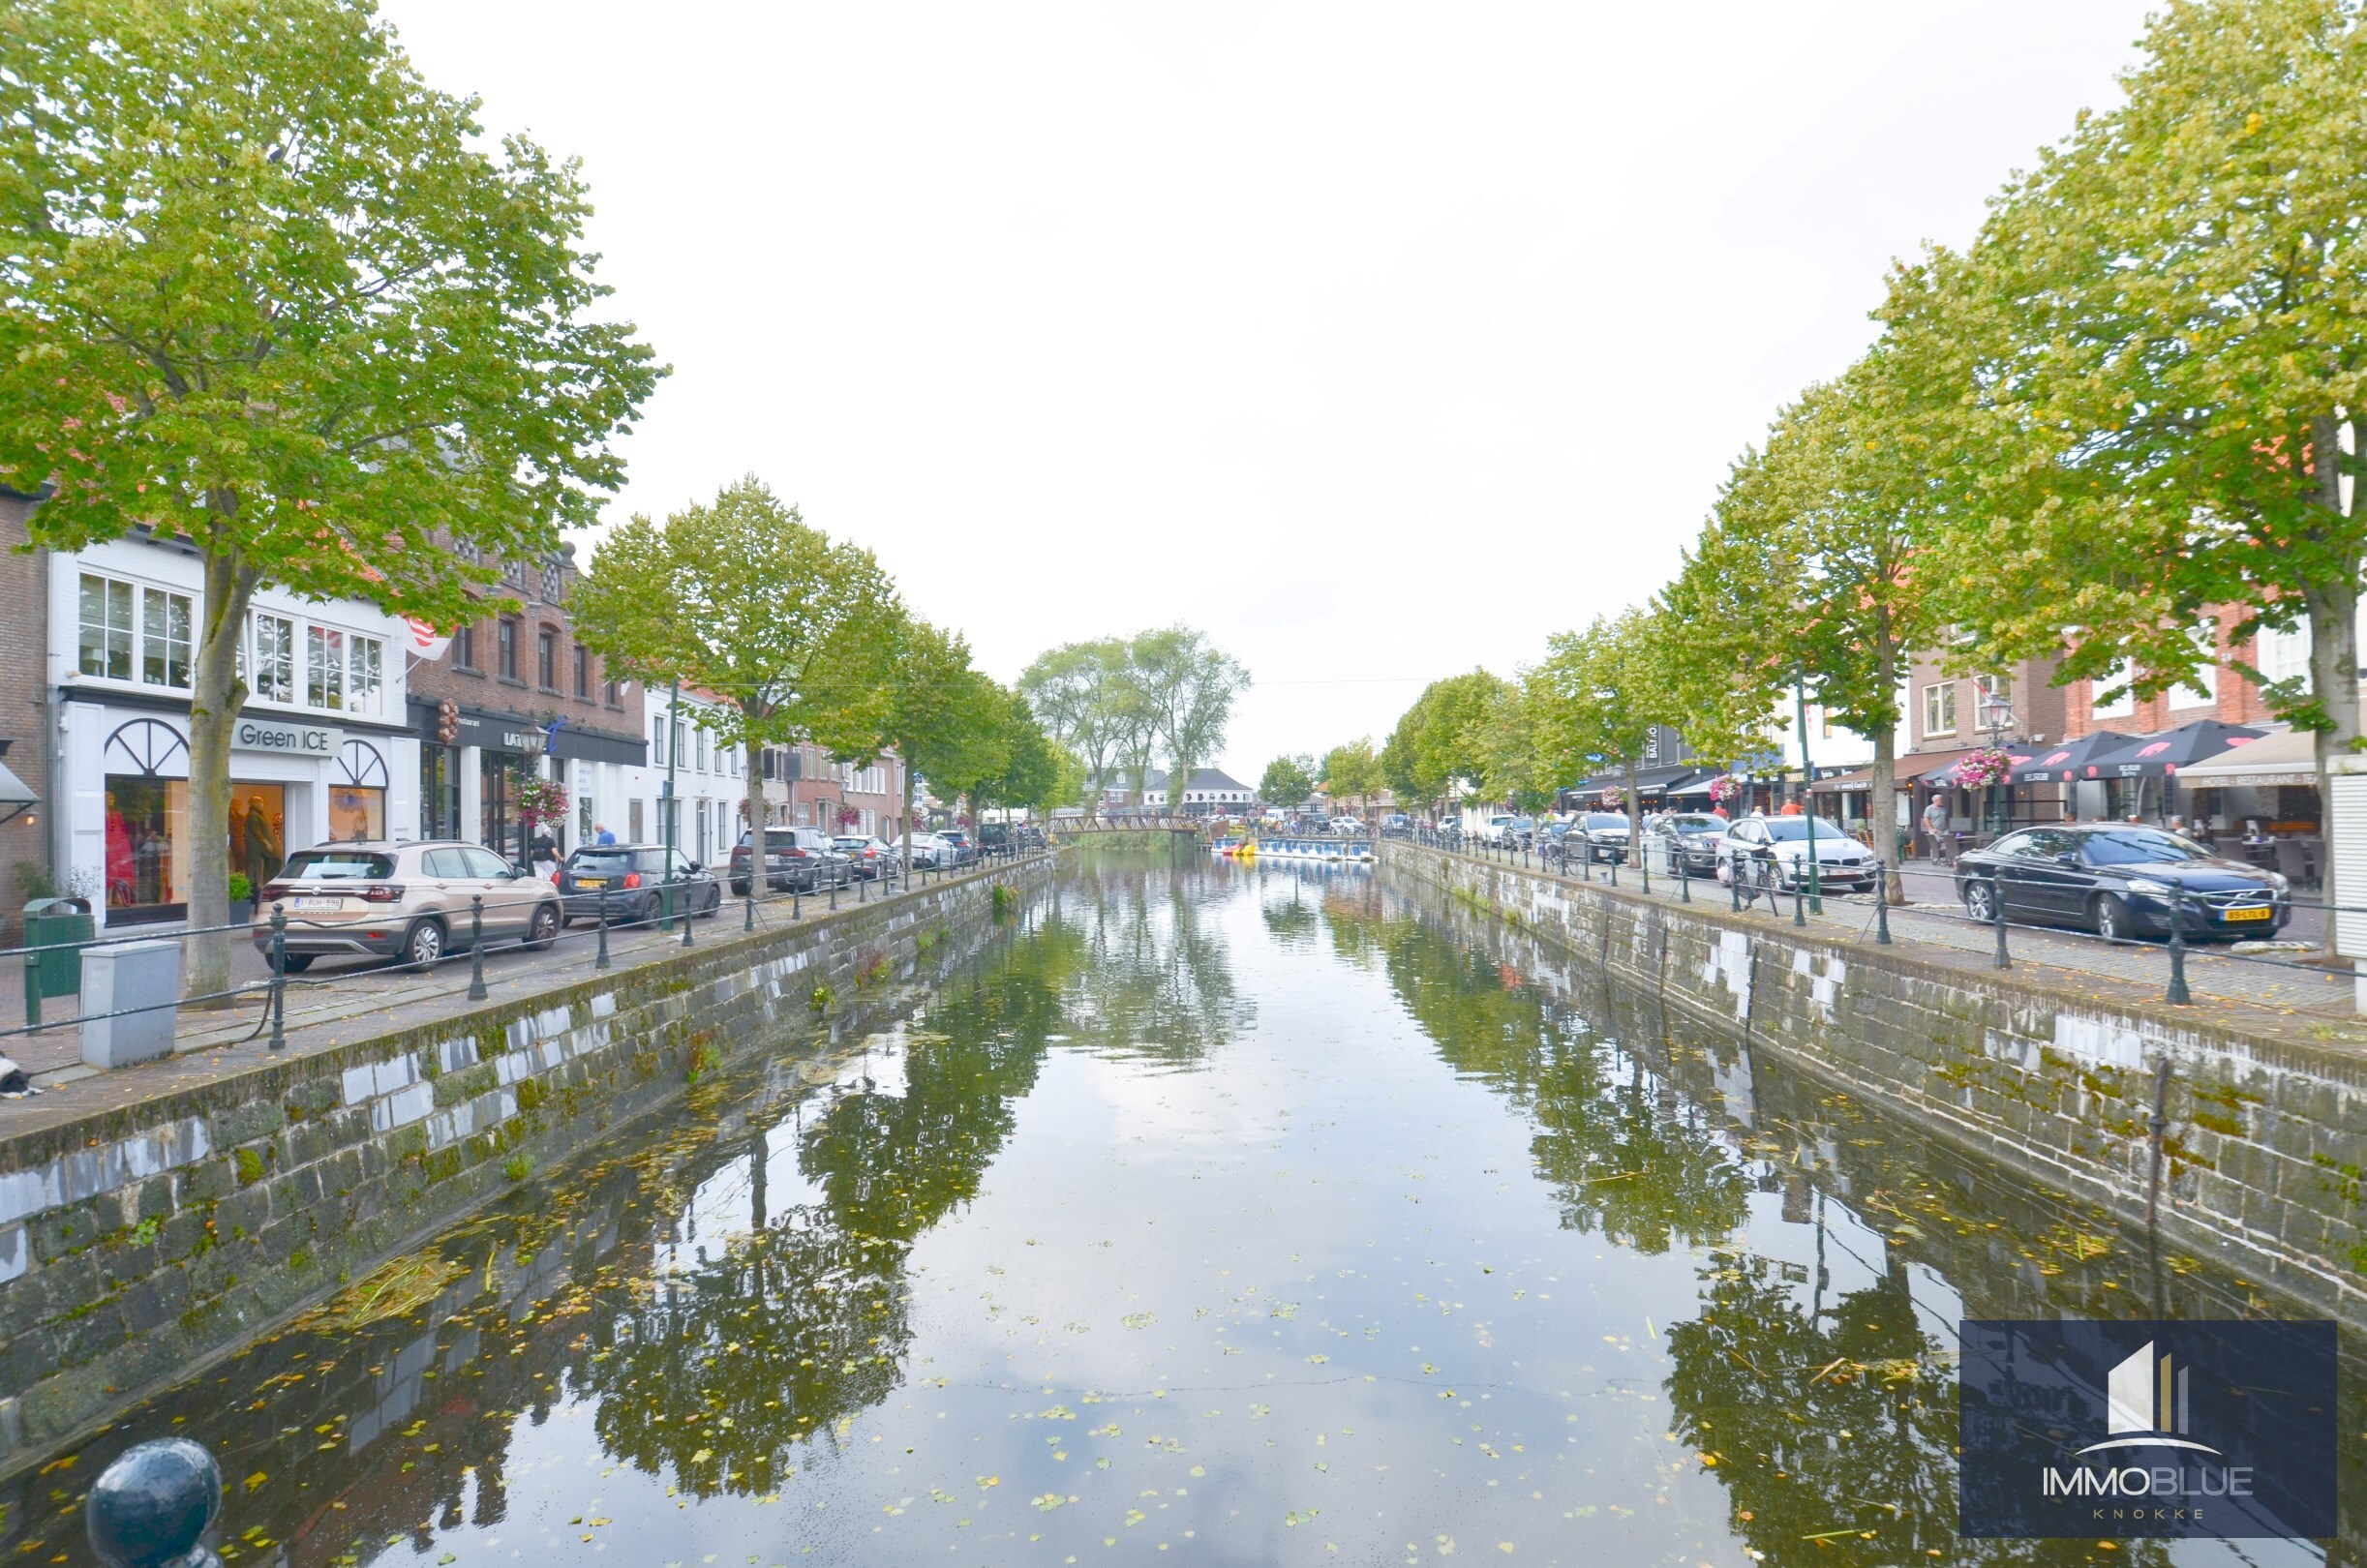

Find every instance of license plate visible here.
[2222,904,2273,921]
[293,896,341,911]
[575,877,606,889]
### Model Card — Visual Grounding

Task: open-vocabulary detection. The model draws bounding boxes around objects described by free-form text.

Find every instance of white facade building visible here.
[47,534,418,930]
[644,689,745,864]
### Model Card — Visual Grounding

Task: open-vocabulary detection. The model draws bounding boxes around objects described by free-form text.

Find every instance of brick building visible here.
[1900,651,2071,840]
[405,540,648,865]
[0,491,50,939]
[756,742,903,840]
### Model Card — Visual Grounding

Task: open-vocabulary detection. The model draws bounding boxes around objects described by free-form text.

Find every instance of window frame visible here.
[497,618,520,681]
[1922,681,1957,738]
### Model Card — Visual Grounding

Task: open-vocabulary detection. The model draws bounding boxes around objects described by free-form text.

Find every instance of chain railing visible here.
[0,847,1049,1061]
[1398,827,2355,1011]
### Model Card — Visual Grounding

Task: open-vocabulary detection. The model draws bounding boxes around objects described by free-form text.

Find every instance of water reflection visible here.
[7,858,2352,1568]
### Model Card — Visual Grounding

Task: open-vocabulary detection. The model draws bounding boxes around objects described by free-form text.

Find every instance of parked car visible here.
[1330,817,1365,836]
[1952,824,2288,942]
[905,832,948,869]
[1575,811,1631,864]
[1018,825,1047,849]
[935,829,978,865]
[557,843,723,924]
[979,823,1014,853]
[253,840,563,972]
[729,827,851,894]
[1716,815,1879,893]
[833,834,897,880]
[1645,812,1727,878]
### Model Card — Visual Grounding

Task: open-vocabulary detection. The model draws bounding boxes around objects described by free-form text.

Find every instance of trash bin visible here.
[22,896,94,996]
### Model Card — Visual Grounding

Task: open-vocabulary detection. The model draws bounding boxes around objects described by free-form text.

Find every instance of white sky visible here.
[379,0,2156,780]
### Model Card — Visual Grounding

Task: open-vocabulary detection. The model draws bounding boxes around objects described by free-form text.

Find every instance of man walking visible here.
[1921,795,1951,863]
[593,822,617,845]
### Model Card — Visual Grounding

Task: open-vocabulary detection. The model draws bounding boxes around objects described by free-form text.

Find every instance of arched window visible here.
[104,718,189,777]
[335,740,389,788]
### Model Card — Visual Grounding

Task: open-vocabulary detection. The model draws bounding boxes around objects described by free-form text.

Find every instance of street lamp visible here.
[1977,686,2014,834]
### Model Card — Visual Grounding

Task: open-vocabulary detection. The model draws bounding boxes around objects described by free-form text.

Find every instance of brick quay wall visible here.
[0,855,1055,1475]
[1377,841,2367,1326]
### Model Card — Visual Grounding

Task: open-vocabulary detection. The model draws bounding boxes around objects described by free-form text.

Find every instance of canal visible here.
[10,855,2355,1566]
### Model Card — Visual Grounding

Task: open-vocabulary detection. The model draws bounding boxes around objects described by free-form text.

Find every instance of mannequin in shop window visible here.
[106,790,135,905]
[242,795,281,888]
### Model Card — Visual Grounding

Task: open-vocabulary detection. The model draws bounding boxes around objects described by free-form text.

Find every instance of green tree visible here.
[1319,738,1384,819]
[1018,637,1133,815]
[569,478,902,862]
[1883,0,2367,906]
[0,0,661,989]
[1258,754,1316,808]
[1383,670,1512,818]
[865,618,1001,875]
[1131,626,1250,816]
[1526,610,1680,845]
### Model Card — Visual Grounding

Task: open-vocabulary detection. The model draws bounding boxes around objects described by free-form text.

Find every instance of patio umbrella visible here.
[2084,720,2267,780]
[2005,730,2141,787]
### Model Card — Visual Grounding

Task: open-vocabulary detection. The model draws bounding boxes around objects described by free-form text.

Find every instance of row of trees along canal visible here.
[0,0,1063,997]
[1371,0,2367,908]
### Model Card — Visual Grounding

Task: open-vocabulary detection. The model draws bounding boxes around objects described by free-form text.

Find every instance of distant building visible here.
[1087,768,1255,814]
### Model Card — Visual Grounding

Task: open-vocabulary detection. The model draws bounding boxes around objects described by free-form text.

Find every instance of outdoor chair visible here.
[2273,838,2314,887]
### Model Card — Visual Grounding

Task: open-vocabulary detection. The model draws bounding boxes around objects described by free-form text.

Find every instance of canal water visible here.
[9,856,2353,1567]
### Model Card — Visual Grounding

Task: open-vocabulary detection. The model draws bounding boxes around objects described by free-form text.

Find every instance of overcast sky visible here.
[381,0,2157,780]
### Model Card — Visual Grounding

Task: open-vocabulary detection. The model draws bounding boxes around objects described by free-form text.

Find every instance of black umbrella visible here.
[2005,730,2141,787]
[2085,720,2268,780]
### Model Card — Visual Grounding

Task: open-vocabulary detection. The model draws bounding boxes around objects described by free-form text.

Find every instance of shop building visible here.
[752,739,903,839]
[41,530,418,931]
[405,543,647,864]
[645,690,746,864]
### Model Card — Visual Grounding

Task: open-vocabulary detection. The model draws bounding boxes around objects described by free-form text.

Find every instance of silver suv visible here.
[250,840,563,972]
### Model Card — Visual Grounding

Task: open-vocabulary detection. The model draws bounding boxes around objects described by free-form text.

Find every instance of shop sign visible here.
[231,718,343,758]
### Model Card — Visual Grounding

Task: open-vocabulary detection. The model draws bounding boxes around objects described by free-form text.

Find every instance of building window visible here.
[652,714,668,767]
[540,560,564,604]
[574,644,592,699]
[696,728,709,772]
[453,622,477,672]
[77,573,136,681]
[603,677,621,708]
[2090,661,2135,719]
[2259,621,2311,686]
[307,626,347,709]
[347,634,384,716]
[453,539,482,566]
[252,614,296,704]
[498,618,519,679]
[501,555,527,588]
[1922,682,1957,738]
[536,626,558,690]
[139,587,193,688]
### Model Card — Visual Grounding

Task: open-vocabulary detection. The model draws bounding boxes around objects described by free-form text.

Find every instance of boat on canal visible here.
[1217,835,1374,864]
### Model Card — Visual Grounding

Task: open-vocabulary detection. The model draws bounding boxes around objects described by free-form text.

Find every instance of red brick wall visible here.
[0,494,49,939]
[406,542,642,743]
[2061,605,2278,739]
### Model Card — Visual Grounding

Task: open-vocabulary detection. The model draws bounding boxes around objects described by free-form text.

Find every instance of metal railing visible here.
[1399,827,2355,1011]
[0,844,1045,1058]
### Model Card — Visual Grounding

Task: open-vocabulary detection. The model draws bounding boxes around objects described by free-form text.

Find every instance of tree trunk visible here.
[744,729,766,896]
[2306,414,2361,961]
[1871,726,1903,904]
[1623,758,1642,860]
[185,519,260,1000]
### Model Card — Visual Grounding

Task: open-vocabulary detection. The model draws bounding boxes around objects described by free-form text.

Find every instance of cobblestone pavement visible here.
[1430,843,2364,1040]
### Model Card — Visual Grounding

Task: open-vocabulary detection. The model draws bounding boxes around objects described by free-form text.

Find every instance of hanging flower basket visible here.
[513,775,571,833]
[1950,747,2014,789]
[1707,775,1743,806]
[1597,786,1624,812]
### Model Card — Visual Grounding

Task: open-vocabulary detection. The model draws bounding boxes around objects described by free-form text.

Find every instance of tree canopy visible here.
[1259,754,1316,808]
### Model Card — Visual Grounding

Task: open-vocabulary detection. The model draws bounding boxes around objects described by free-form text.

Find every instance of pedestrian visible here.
[593,822,617,845]
[1921,795,1951,863]
[1779,799,1803,816]
[530,828,561,881]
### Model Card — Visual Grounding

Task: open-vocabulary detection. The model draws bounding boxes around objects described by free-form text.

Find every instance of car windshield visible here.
[1666,815,1720,834]
[566,850,637,871]
[2080,829,2215,865]
[282,851,394,880]
[1760,818,1848,842]
[1584,814,1627,829]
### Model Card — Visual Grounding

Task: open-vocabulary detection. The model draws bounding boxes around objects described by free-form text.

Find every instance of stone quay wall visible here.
[1379,841,2367,1325]
[0,855,1055,1474]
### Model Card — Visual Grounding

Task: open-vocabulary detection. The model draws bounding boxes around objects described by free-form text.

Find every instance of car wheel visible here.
[277,953,317,974]
[2094,892,2135,943]
[705,886,723,917]
[637,893,663,926]
[1963,880,1998,924]
[400,919,444,972]
[527,902,561,951]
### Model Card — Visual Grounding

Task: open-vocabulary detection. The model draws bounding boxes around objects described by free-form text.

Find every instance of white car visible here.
[1477,814,1518,845]
[1715,815,1879,892]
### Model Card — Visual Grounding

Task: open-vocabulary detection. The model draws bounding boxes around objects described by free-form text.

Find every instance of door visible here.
[464,844,535,935]
[422,846,471,933]
[1982,831,2043,917]
[2014,828,2092,921]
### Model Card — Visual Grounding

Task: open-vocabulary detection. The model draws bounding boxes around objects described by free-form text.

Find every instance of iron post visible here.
[595,886,611,970]
[2166,890,2191,1004]
[1873,859,1892,945]
[469,895,489,999]
[268,904,288,1050]
[1990,881,2009,969]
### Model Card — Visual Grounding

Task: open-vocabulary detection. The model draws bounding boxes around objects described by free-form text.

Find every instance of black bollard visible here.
[267,904,288,1051]
[595,887,611,970]
[1678,854,1689,903]
[468,894,489,1000]
[87,1436,222,1568]
[1792,870,1806,927]
[745,870,756,931]
[1640,852,1650,898]
[1873,859,1892,945]
[1990,881,2010,969]
[682,883,695,947]
[2166,891,2191,1004]
[1730,862,1743,914]
[829,876,837,911]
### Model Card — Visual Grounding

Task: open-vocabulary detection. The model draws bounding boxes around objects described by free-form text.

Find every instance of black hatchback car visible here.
[1953,824,2289,942]
[555,844,722,925]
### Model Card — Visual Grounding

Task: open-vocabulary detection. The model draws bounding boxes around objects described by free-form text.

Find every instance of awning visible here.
[1666,773,1725,799]
[1807,769,1873,794]
[2175,727,2319,787]
[1571,765,1704,798]
[0,756,35,826]
[2084,720,2267,780]
[2006,730,2140,787]
[1892,747,1980,784]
